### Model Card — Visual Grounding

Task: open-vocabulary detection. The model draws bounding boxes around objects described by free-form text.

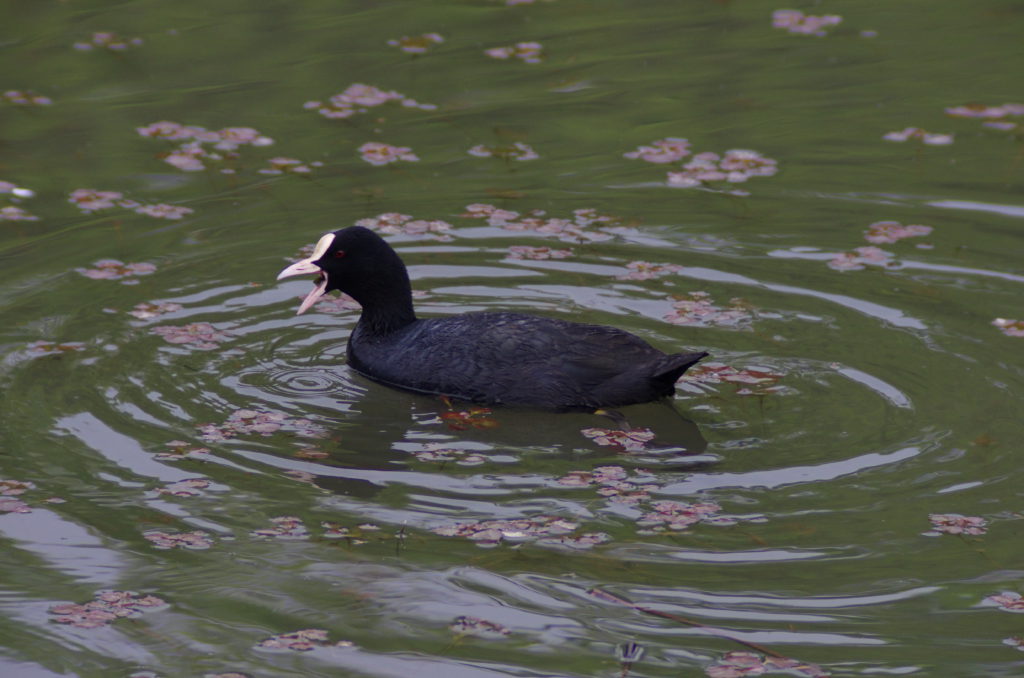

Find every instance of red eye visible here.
[333,250,346,259]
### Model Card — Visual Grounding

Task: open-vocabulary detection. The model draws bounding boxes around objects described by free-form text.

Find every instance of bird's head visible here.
[276,226,407,315]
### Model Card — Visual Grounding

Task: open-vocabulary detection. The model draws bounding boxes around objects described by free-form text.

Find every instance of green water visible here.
[2,1,1024,676]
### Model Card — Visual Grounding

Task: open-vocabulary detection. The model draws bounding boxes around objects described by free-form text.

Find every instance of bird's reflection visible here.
[298,370,711,498]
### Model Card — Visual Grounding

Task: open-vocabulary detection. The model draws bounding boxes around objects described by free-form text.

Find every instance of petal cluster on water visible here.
[992,318,1024,337]
[461,203,623,243]
[151,322,229,350]
[413,444,488,465]
[387,33,444,54]
[156,478,211,497]
[144,530,214,549]
[0,479,35,514]
[467,142,539,161]
[355,212,453,239]
[304,83,436,119]
[433,516,581,547]
[251,516,309,540]
[76,259,156,283]
[449,616,511,638]
[636,500,724,532]
[682,363,786,396]
[73,32,144,51]
[156,440,211,461]
[771,9,842,36]
[624,138,691,164]
[664,292,756,328]
[557,465,659,505]
[198,409,321,441]
[257,628,355,652]
[507,245,573,260]
[137,120,273,172]
[946,102,1024,131]
[69,188,194,219]
[0,206,39,221]
[48,591,167,629]
[3,89,52,106]
[1,180,41,220]
[883,127,954,145]
[864,221,933,244]
[26,340,87,356]
[257,157,322,175]
[667,149,778,188]
[706,650,828,677]
[580,427,655,453]
[485,42,544,63]
[987,592,1024,613]
[925,514,987,536]
[618,260,682,281]
[827,246,897,271]
[128,301,183,320]
[358,141,419,166]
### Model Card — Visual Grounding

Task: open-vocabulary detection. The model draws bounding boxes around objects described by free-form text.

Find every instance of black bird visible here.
[277,226,707,414]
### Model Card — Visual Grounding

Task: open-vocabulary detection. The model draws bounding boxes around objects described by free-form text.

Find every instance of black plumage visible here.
[277,226,708,412]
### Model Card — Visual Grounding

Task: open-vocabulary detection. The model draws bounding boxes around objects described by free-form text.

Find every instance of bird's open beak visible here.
[277,232,337,315]
[277,258,328,315]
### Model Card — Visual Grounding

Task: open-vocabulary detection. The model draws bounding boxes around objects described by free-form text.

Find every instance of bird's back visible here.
[347,311,705,410]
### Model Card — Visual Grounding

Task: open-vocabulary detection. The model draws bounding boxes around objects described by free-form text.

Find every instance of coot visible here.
[277,226,707,412]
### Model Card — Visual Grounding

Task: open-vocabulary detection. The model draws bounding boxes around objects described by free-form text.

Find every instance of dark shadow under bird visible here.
[277,226,708,414]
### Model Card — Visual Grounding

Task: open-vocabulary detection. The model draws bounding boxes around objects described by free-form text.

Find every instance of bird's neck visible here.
[350,277,417,336]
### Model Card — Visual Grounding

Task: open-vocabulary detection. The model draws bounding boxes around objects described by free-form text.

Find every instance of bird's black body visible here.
[279,226,708,412]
